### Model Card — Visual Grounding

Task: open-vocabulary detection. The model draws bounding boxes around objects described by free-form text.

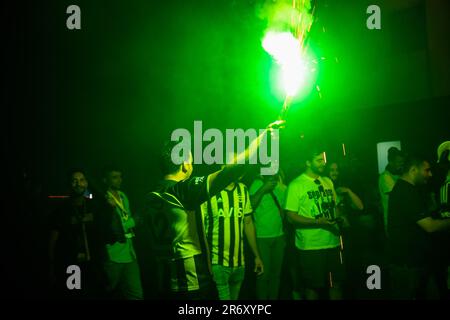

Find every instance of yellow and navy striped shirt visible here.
[201,182,252,267]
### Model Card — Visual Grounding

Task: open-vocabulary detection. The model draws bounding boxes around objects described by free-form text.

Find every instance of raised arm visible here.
[416,216,450,233]
[250,179,277,210]
[207,120,284,196]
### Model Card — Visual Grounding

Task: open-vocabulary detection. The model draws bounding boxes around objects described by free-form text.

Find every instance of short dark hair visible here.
[102,166,122,179]
[301,142,326,165]
[160,140,188,175]
[401,154,427,175]
[387,147,403,162]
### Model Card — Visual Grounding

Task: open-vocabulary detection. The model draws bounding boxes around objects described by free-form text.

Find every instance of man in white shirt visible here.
[284,146,344,300]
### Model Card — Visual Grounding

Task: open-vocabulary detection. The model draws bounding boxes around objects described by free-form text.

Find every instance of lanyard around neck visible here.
[107,191,129,220]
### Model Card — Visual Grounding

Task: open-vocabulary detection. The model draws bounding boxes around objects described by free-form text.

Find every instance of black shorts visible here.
[295,247,345,289]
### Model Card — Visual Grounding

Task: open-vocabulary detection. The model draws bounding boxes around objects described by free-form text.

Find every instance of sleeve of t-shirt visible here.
[379,174,395,194]
[208,164,247,197]
[171,175,210,210]
[249,179,264,195]
[284,180,300,213]
[243,186,253,216]
[407,190,430,223]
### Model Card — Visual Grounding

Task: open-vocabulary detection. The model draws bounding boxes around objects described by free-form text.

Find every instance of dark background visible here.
[3,0,449,298]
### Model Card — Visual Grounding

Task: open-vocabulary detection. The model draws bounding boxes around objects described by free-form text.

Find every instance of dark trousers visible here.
[104,259,143,300]
[166,281,219,300]
[389,264,436,300]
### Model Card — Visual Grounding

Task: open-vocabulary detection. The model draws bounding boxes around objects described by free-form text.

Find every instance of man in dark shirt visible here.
[48,169,106,299]
[388,155,450,299]
[143,121,282,300]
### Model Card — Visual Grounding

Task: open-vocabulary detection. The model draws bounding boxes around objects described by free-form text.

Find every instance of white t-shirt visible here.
[284,174,340,250]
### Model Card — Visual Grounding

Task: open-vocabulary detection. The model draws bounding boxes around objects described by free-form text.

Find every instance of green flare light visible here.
[262,31,307,97]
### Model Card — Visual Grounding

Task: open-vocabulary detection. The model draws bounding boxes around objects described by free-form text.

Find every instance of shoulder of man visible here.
[389,179,412,201]
[289,173,306,186]
[238,182,251,196]
[379,170,394,182]
[288,174,309,187]
[320,176,334,187]
[146,191,185,212]
[284,176,306,201]
[238,181,249,189]
[118,190,128,198]
[174,176,208,190]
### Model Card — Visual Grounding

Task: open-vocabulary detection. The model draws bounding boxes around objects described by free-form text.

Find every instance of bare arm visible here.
[417,217,450,233]
[348,189,364,210]
[244,215,264,275]
[337,187,364,211]
[250,180,277,210]
[207,121,284,195]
